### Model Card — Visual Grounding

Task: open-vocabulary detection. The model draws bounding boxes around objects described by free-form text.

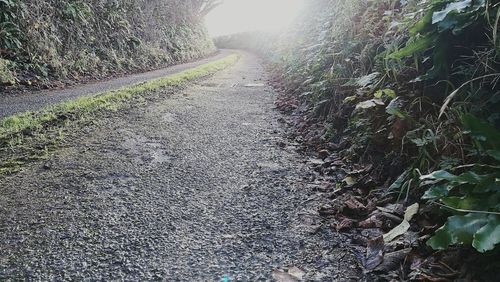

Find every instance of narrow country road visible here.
[0,50,233,118]
[0,52,360,280]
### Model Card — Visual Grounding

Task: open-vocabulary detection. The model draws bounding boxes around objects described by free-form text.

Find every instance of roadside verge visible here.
[0,53,240,175]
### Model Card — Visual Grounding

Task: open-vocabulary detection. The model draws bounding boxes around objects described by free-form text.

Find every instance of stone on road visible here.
[0,52,359,280]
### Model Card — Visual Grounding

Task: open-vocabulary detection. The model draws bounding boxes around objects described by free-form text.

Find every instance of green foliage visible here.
[229,0,500,255]
[0,58,15,84]
[389,0,490,79]
[0,0,22,50]
[420,114,500,252]
[427,213,499,252]
[0,0,216,87]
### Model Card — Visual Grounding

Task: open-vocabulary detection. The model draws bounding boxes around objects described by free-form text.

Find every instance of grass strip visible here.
[0,53,240,174]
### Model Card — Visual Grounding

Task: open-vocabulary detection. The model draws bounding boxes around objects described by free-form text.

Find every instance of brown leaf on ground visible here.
[365,236,385,270]
[345,197,366,210]
[374,248,411,272]
[336,217,356,231]
[318,149,330,159]
[391,118,409,140]
[318,205,336,217]
[359,214,384,229]
[344,197,367,217]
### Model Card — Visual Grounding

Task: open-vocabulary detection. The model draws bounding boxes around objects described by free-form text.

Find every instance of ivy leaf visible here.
[473,215,500,252]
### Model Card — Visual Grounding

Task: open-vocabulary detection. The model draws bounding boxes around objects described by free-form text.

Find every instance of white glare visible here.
[205,0,305,37]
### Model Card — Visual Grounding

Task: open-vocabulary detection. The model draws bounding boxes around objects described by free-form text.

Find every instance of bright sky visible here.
[205,0,305,37]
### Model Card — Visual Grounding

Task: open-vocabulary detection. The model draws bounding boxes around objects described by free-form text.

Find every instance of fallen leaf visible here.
[336,217,356,231]
[382,203,419,243]
[359,214,384,229]
[404,203,419,222]
[383,220,410,243]
[345,198,366,211]
[343,176,356,186]
[355,99,385,110]
[375,248,412,272]
[365,236,385,270]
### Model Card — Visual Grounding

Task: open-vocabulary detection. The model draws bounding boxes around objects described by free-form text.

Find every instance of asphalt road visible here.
[0,52,360,280]
[0,50,232,119]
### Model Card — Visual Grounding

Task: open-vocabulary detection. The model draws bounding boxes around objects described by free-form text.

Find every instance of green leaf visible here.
[355,99,384,110]
[427,222,454,250]
[462,114,500,150]
[432,0,472,24]
[457,171,490,185]
[422,184,449,199]
[420,170,459,182]
[487,150,500,161]
[428,213,489,250]
[374,89,396,99]
[343,95,357,103]
[389,171,408,190]
[389,33,436,59]
[473,215,500,252]
[421,170,495,186]
[442,196,484,210]
[410,9,433,35]
[355,72,380,87]
[451,213,489,244]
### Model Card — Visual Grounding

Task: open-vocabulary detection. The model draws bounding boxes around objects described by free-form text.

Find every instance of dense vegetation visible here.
[218,0,500,277]
[0,0,217,88]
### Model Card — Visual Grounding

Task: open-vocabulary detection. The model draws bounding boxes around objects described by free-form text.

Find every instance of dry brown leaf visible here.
[365,236,385,270]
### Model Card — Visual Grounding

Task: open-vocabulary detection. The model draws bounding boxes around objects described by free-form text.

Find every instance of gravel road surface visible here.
[0,52,360,280]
